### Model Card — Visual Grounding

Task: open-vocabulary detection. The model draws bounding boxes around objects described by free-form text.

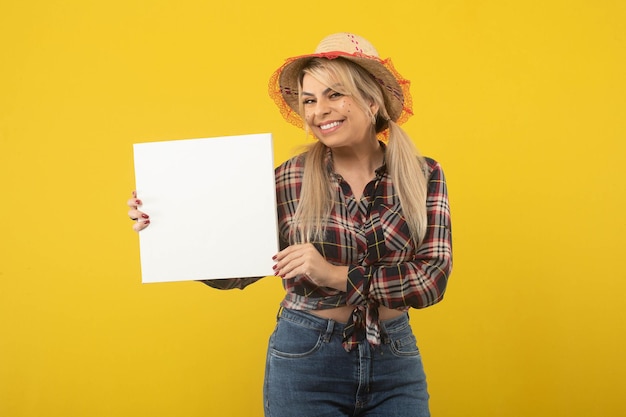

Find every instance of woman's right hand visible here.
[127,190,150,232]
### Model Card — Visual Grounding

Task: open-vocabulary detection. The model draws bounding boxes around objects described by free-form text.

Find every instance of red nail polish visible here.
[272,255,277,261]
[142,214,149,219]
[272,265,278,271]
[136,200,142,205]
[144,220,150,224]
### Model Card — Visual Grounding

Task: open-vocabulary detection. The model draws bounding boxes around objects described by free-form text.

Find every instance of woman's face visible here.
[301,73,377,150]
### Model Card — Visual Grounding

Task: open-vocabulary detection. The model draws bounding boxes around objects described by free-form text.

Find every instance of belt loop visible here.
[276,306,284,321]
[323,318,335,343]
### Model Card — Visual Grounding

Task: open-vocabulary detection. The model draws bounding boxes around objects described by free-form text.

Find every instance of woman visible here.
[128,33,452,417]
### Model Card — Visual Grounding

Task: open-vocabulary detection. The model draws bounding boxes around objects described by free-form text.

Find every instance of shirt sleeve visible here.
[199,277,264,290]
[345,161,452,309]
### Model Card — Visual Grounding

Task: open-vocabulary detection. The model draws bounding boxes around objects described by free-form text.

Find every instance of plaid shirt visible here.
[204,145,452,351]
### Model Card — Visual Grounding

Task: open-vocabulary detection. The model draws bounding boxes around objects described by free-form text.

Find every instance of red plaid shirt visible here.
[204,145,452,351]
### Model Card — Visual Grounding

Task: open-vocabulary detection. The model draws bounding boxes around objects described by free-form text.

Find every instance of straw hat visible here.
[269,32,413,131]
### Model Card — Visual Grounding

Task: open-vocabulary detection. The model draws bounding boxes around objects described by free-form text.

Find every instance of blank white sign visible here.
[133,133,279,283]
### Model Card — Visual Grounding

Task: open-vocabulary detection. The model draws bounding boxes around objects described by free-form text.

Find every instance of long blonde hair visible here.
[290,58,428,247]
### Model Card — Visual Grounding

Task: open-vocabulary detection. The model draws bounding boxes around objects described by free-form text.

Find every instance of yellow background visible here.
[1,0,624,416]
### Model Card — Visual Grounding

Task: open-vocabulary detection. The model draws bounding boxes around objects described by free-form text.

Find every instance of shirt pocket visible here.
[378,202,414,255]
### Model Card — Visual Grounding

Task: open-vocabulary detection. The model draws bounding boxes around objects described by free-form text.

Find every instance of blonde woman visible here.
[128,33,452,417]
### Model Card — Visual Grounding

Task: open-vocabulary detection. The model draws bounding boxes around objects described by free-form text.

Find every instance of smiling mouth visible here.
[319,121,343,131]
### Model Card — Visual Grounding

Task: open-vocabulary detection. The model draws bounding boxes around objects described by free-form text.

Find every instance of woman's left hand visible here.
[273,244,348,291]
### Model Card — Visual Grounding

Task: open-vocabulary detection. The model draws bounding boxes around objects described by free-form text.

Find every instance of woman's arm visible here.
[345,161,452,309]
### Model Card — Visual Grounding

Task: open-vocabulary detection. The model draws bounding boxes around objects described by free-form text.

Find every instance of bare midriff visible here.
[311,305,405,324]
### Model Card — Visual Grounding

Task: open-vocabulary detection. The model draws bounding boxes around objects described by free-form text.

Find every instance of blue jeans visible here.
[264,308,430,417]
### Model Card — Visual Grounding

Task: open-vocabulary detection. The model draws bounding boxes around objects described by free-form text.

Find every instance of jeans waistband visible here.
[278,307,410,336]
[278,307,345,329]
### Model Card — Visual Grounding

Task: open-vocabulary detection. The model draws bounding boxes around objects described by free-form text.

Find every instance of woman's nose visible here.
[313,98,331,117]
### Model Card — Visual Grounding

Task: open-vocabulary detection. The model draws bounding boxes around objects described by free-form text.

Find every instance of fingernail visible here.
[136,200,142,205]
[141,214,149,219]
[144,220,150,224]
[272,265,278,271]
[272,255,277,261]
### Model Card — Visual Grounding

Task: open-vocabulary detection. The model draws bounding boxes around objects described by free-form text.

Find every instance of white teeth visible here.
[319,121,341,130]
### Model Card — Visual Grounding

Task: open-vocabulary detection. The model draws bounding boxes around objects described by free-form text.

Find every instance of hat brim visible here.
[269,52,413,131]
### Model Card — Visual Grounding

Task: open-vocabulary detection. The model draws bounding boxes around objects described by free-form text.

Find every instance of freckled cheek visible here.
[304,113,316,129]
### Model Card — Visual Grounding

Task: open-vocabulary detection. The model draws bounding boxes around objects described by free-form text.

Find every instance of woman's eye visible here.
[329,92,344,99]
[302,99,315,105]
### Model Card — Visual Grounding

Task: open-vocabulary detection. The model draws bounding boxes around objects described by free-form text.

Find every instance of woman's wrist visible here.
[328,265,349,292]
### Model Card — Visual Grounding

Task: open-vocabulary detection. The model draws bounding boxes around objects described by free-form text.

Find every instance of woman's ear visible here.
[369,102,380,119]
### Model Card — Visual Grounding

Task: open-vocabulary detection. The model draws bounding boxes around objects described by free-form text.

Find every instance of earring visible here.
[371,114,377,125]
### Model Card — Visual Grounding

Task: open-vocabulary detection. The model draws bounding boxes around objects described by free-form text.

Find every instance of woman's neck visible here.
[330,138,384,177]
[330,139,384,200]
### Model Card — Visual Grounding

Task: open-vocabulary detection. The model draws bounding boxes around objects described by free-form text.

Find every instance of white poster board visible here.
[133,133,279,283]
